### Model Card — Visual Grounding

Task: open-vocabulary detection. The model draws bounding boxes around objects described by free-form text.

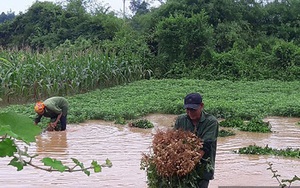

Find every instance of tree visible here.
[129,0,150,15]
[0,1,64,48]
[0,11,15,23]
[0,0,123,49]
[154,11,214,76]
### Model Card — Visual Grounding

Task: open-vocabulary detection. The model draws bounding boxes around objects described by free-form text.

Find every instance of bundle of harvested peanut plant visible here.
[141,129,204,188]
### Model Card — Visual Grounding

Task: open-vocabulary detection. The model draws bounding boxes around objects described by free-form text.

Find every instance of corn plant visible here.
[0,46,151,104]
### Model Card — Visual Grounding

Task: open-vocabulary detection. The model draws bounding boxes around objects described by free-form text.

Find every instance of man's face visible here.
[185,103,203,120]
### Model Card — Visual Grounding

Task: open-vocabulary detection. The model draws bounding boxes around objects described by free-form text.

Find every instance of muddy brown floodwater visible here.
[1,114,300,188]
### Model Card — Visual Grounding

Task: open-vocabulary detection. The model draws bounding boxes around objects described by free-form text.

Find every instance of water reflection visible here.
[0,115,299,188]
[36,131,68,154]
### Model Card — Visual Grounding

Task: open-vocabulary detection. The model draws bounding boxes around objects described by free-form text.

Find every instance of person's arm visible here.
[175,115,205,158]
[174,117,180,129]
[50,112,62,128]
[34,115,42,125]
[201,119,219,159]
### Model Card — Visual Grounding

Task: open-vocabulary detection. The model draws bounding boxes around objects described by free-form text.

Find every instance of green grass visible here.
[1,79,300,125]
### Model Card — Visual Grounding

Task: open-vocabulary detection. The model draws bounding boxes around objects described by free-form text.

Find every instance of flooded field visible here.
[1,114,300,188]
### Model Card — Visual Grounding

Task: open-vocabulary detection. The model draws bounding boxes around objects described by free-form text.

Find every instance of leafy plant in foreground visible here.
[267,162,300,188]
[0,112,112,175]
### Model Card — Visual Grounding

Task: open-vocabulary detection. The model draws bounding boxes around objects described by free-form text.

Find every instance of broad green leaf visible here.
[0,124,19,138]
[41,157,67,172]
[9,157,25,171]
[91,160,102,173]
[0,138,17,157]
[0,112,41,143]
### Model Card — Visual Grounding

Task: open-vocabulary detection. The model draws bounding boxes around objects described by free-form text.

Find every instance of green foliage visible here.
[101,22,152,67]
[139,0,300,80]
[154,11,213,76]
[263,0,300,43]
[8,156,25,171]
[0,0,121,49]
[0,11,15,23]
[129,0,150,15]
[214,21,246,52]
[2,79,300,125]
[56,38,93,51]
[143,163,205,188]
[0,112,41,143]
[240,118,272,133]
[220,117,272,133]
[155,38,300,81]
[91,160,102,173]
[233,44,274,80]
[2,0,300,81]
[0,46,151,103]
[104,158,113,168]
[0,138,17,157]
[71,158,90,176]
[3,1,65,48]
[218,129,235,137]
[219,118,244,128]
[130,119,154,129]
[114,116,127,125]
[271,40,299,69]
[211,50,242,80]
[237,145,300,158]
[42,157,68,172]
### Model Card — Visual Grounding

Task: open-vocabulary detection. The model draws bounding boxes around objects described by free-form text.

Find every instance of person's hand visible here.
[47,123,54,131]
[50,122,57,128]
[199,150,205,159]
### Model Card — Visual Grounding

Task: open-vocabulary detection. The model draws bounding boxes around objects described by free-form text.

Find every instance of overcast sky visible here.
[0,0,127,14]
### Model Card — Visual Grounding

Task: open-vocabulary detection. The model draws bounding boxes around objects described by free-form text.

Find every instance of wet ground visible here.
[1,114,300,188]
